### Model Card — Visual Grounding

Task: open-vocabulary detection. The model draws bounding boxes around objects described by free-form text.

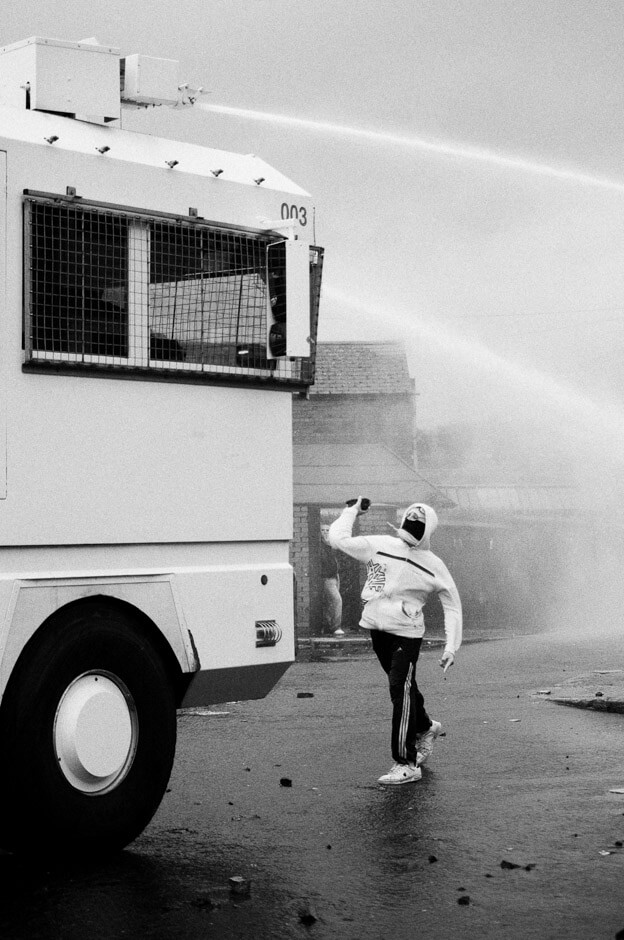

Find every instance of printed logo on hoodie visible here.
[365,559,387,594]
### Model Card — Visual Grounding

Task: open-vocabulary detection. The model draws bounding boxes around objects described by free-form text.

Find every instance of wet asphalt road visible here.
[1,628,624,940]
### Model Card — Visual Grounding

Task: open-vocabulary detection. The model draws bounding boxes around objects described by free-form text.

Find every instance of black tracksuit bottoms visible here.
[370,630,432,766]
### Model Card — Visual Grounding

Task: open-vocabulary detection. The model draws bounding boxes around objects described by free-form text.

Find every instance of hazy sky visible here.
[3,1,624,440]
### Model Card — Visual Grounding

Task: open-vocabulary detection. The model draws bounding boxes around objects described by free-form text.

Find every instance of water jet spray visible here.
[323,285,624,459]
[199,103,624,195]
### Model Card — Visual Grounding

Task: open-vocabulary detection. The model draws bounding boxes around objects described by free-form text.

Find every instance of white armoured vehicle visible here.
[0,35,322,854]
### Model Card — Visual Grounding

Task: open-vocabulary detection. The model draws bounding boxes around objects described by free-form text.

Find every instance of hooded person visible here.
[328,497,462,786]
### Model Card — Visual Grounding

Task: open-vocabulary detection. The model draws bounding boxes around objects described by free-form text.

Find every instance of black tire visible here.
[0,603,177,856]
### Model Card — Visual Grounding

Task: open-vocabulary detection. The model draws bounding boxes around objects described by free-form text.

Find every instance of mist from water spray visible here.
[324,286,624,638]
[199,102,624,194]
[324,285,624,462]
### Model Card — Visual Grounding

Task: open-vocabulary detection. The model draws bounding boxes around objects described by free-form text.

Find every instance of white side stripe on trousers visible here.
[398,663,414,760]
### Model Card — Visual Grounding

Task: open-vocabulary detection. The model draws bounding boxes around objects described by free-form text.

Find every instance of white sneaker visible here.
[333,628,345,636]
[416,720,442,766]
[377,762,422,785]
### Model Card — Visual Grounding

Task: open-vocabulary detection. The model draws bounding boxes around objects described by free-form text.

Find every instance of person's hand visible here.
[346,497,369,514]
[439,651,455,673]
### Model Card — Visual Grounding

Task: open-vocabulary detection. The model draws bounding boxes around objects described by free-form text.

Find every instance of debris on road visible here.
[190,894,215,910]
[229,876,251,897]
[280,777,293,787]
[299,899,318,925]
[297,692,315,698]
[457,895,470,905]
[500,860,536,871]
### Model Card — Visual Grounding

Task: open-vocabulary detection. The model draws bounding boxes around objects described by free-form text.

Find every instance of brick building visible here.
[291,342,450,638]
[294,340,418,466]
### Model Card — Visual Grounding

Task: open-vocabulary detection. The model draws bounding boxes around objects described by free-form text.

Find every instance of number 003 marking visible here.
[281,203,308,226]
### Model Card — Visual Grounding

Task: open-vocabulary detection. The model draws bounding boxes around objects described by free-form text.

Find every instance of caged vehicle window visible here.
[27,202,129,359]
[148,222,272,370]
[24,195,321,386]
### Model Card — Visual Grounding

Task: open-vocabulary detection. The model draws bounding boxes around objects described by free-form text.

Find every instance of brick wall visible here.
[311,342,414,396]
[291,504,311,637]
[293,394,415,466]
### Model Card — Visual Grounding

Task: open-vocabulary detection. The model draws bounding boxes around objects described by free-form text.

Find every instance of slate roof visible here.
[293,443,450,507]
[310,342,415,396]
[423,468,580,519]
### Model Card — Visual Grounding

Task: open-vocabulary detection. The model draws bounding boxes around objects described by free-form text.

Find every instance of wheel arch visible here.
[0,582,199,709]
[46,595,192,704]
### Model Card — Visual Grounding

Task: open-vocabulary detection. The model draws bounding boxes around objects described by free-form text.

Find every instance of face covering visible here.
[401,506,426,542]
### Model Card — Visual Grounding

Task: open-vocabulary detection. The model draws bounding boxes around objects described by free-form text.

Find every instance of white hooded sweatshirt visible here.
[328,502,462,655]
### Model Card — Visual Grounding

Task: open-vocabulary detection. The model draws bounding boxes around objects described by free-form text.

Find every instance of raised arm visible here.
[327,500,373,564]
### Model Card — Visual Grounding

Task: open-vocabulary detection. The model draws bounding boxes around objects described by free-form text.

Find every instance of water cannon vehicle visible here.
[0,35,323,854]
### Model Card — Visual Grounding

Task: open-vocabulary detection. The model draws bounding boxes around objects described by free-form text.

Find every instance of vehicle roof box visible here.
[0,36,120,122]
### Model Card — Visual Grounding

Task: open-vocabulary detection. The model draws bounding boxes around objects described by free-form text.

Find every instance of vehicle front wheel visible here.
[0,603,177,856]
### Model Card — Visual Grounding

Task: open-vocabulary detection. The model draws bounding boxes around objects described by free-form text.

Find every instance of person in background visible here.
[329,498,462,785]
[320,523,344,636]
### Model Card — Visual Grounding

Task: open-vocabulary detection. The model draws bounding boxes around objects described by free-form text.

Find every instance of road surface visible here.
[1,627,624,939]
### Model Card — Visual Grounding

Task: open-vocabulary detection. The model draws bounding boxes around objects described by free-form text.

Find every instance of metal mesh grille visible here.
[24,195,322,387]
[28,203,129,359]
[149,221,272,370]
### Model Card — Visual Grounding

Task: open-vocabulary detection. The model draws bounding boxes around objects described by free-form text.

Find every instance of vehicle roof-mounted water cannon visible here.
[0,36,202,124]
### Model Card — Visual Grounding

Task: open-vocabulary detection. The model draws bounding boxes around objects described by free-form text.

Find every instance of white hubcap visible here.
[54,672,138,794]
